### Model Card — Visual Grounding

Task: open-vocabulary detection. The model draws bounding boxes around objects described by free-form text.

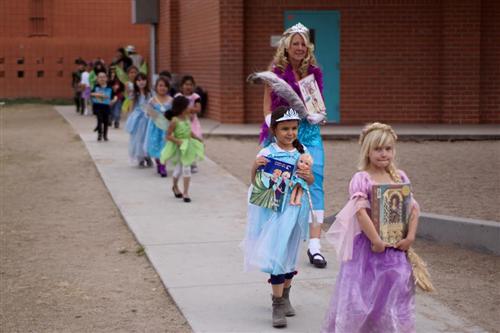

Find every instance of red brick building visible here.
[155,0,499,124]
[0,0,149,99]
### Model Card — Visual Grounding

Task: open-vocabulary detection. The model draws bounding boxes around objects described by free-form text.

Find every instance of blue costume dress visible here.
[125,93,150,165]
[144,97,172,159]
[242,143,310,275]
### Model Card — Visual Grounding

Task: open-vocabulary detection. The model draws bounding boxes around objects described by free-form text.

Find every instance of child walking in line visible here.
[145,76,173,177]
[125,73,152,167]
[90,71,116,141]
[322,122,425,333]
[241,107,314,328]
[80,62,92,116]
[109,69,124,129]
[160,96,204,203]
[175,75,202,173]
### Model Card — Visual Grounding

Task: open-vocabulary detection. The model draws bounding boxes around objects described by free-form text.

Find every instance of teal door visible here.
[285,11,340,123]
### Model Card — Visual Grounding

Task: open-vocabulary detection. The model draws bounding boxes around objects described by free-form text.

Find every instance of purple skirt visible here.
[322,233,415,333]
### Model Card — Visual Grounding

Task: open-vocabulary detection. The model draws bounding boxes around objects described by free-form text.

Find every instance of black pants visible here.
[74,91,84,114]
[95,106,110,138]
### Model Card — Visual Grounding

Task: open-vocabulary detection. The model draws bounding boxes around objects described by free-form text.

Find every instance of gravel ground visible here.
[205,136,500,333]
[1,105,191,333]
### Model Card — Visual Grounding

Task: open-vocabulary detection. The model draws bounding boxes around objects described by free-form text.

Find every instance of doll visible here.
[290,154,313,206]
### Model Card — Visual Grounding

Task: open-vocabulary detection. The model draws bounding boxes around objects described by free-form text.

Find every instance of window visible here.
[37,70,44,78]
[36,57,44,64]
[18,71,24,78]
[57,70,63,77]
[29,0,50,36]
[0,58,4,64]
[0,71,5,78]
[17,57,25,65]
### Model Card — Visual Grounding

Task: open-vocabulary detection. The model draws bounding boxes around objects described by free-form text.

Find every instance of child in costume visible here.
[125,73,152,167]
[109,71,124,129]
[242,106,314,328]
[145,76,173,177]
[290,153,313,206]
[175,75,202,173]
[90,71,116,141]
[322,122,433,333]
[160,96,204,203]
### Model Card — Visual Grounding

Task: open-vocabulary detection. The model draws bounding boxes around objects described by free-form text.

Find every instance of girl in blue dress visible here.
[242,106,314,328]
[125,73,152,167]
[145,76,173,177]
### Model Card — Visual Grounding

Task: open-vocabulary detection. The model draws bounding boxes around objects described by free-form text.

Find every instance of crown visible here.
[283,22,309,37]
[276,108,301,123]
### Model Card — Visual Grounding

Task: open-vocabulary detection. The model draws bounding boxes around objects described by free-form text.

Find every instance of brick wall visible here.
[157,0,244,123]
[480,0,500,123]
[244,0,497,124]
[0,0,149,99]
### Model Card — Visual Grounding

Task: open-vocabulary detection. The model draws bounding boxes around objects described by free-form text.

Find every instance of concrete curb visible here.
[418,213,500,255]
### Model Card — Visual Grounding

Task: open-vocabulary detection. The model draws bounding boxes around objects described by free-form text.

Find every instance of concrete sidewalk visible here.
[57,106,487,333]
[201,118,500,141]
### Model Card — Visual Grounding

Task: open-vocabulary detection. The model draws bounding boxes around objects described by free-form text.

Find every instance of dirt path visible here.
[0,105,191,332]
[205,137,500,333]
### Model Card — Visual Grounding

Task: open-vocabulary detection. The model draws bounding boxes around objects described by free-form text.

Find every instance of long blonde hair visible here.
[358,122,401,183]
[270,31,317,78]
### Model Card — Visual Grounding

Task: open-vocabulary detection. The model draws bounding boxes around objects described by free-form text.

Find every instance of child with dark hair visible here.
[125,73,152,167]
[242,106,313,328]
[145,76,173,177]
[175,75,203,173]
[160,96,204,203]
[90,71,116,141]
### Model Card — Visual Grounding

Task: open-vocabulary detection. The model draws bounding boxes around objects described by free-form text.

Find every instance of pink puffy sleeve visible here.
[398,169,420,217]
[326,172,371,262]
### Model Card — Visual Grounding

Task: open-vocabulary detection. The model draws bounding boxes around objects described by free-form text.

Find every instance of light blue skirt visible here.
[242,187,310,275]
[126,109,149,163]
[144,119,166,159]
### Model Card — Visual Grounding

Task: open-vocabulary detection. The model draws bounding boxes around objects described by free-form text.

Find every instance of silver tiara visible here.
[283,22,309,37]
[276,108,301,122]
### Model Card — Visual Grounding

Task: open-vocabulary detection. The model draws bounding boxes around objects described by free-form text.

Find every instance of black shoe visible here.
[144,157,153,167]
[172,187,183,198]
[183,197,191,203]
[97,135,102,141]
[103,137,108,141]
[307,250,327,268]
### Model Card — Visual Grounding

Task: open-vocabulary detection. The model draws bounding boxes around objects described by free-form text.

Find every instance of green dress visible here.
[160,117,204,166]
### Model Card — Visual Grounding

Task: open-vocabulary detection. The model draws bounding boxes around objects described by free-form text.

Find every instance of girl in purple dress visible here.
[322,122,421,333]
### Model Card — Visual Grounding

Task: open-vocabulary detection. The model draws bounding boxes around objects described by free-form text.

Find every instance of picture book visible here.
[249,157,295,212]
[371,183,412,245]
[92,86,112,105]
[298,74,326,114]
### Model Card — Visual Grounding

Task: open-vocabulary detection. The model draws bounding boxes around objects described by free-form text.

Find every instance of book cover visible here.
[249,157,295,212]
[298,74,326,114]
[371,183,412,245]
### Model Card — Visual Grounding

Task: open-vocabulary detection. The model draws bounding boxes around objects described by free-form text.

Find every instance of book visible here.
[249,157,295,212]
[92,86,112,105]
[298,74,326,114]
[371,183,412,245]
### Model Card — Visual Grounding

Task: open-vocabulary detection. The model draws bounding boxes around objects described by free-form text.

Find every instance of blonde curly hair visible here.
[358,122,401,183]
[269,31,317,78]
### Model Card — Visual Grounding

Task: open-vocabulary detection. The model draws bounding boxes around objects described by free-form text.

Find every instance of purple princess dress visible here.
[322,170,420,333]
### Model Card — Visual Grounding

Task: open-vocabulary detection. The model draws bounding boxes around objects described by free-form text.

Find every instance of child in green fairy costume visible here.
[160,96,204,203]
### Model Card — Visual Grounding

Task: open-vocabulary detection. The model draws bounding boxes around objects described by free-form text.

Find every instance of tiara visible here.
[276,108,301,122]
[283,22,309,37]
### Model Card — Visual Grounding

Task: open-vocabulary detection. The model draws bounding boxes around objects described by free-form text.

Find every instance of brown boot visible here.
[282,286,295,317]
[271,295,287,328]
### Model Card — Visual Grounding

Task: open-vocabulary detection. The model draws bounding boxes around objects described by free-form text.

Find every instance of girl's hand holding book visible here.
[394,237,414,251]
[371,239,391,253]
[254,156,269,168]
